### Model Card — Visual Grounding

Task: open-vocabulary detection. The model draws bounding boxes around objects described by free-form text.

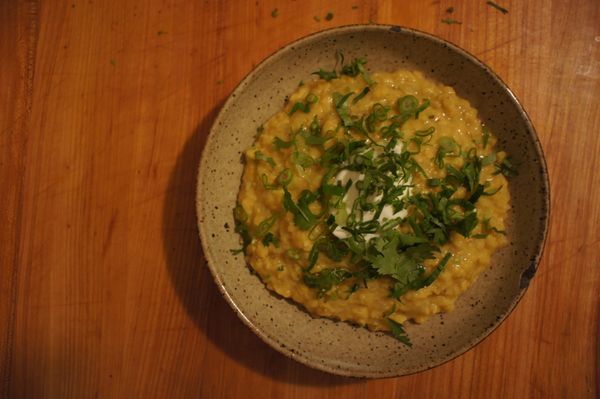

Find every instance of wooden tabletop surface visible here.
[2,0,599,398]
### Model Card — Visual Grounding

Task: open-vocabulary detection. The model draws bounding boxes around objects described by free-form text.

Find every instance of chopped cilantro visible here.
[435,136,461,168]
[486,1,508,14]
[312,68,338,81]
[262,232,280,247]
[367,235,437,287]
[332,92,355,127]
[233,204,252,251]
[256,214,278,238]
[341,57,374,85]
[273,136,295,150]
[283,188,319,230]
[494,157,518,177]
[254,151,276,167]
[441,18,462,25]
[304,268,351,297]
[482,126,490,148]
[387,318,412,347]
[289,93,318,115]
[353,87,370,104]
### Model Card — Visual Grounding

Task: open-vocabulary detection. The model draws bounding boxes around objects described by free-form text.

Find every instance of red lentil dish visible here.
[233,58,515,345]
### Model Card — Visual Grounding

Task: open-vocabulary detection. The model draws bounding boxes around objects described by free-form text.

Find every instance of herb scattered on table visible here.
[271,8,279,18]
[325,12,334,21]
[441,18,462,25]
[486,1,509,14]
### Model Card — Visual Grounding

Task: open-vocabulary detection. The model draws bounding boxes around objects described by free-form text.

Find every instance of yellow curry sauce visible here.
[236,68,510,339]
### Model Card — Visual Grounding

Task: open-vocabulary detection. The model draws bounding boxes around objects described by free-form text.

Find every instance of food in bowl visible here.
[233,57,515,345]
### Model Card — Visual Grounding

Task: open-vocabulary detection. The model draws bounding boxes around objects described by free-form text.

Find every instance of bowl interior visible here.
[196,25,549,377]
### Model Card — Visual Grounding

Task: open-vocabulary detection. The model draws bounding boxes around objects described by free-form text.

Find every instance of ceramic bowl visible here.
[196,25,549,377]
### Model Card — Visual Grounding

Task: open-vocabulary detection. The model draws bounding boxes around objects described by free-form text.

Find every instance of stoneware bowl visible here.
[196,25,550,377]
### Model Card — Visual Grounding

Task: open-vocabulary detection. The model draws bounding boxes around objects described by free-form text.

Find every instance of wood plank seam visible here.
[2,1,39,397]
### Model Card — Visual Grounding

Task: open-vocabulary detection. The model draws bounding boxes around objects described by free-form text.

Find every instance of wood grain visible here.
[1,0,598,398]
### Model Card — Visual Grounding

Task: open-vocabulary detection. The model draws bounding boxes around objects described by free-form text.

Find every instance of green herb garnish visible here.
[289,93,318,115]
[262,232,280,247]
[313,69,337,81]
[387,318,412,347]
[273,136,295,149]
[435,136,461,168]
[292,150,316,169]
[486,1,508,14]
[256,214,278,238]
[254,151,276,167]
[233,204,252,252]
[473,217,506,238]
[283,188,319,230]
[482,126,490,148]
[325,12,334,21]
[271,8,279,17]
[332,91,355,127]
[304,268,351,297]
[441,18,462,25]
[353,87,370,104]
[341,57,374,85]
[494,157,518,177]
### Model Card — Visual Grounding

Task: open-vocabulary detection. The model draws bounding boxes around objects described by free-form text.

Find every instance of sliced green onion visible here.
[306,93,318,104]
[397,95,418,114]
[276,168,293,186]
[256,215,278,238]
[352,87,370,104]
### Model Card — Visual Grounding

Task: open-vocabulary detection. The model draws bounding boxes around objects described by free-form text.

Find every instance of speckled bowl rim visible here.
[196,24,550,378]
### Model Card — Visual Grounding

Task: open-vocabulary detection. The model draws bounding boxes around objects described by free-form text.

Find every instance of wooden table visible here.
[2,0,599,397]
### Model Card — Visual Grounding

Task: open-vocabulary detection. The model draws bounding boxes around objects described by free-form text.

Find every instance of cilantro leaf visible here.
[494,157,518,178]
[392,252,452,297]
[332,92,355,127]
[304,268,352,297]
[435,136,460,168]
[367,235,438,287]
[255,151,276,167]
[282,188,319,230]
[233,204,252,251]
[341,57,374,85]
[387,318,412,347]
[262,232,279,247]
[312,68,338,81]
[273,136,295,150]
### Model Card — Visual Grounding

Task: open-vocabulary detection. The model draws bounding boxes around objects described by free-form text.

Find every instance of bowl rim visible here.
[196,23,551,378]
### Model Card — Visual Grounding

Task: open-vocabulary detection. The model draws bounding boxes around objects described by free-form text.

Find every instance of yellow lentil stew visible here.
[234,58,514,345]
